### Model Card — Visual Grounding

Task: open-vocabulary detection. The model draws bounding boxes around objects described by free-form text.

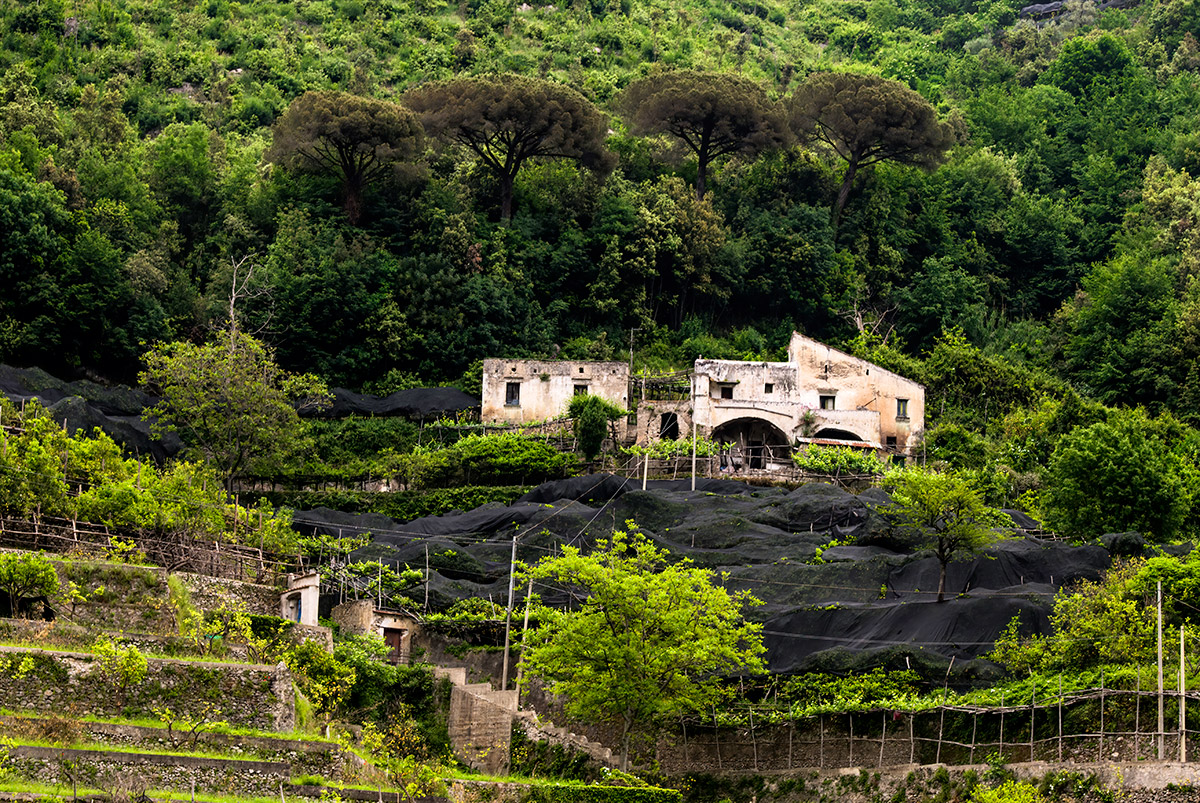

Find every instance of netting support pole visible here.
[879,711,886,768]
[1000,691,1005,760]
[1057,675,1063,764]
[970,710,978,765]
[910,713,916,766]
[1030,688,1035,762]
[1136,667,1142,761]
[849,713,854,767]
[819,715,824,769]
[1100,670,1105,762]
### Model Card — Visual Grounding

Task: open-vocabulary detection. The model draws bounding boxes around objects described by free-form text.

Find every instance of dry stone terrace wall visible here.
[0,714,353,777]
[0,646,294,732]
[7,746,291,798]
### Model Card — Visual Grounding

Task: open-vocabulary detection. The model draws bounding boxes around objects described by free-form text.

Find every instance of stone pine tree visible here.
[620,70,790,200]
[266,91,424,224]
[790,73,954,226]
[404,74,612,222]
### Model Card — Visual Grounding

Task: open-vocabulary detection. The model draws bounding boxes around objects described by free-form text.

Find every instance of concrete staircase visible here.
[432,667,616,774]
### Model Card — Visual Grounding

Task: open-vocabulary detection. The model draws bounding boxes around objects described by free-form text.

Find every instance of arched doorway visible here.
[712,418,791,470]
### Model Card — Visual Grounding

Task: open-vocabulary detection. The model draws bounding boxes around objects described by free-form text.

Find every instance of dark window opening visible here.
[819,395,836,410]
[578,366,585,373]
[659,412,679,440]
[765,383,774,394]
[886,436,897,448]
[720,385,733,400]
[574,384,589,395]
[897,398,909,419]
[505,382,521,406]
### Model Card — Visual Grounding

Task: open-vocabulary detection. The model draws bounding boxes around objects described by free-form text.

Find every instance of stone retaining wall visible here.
[8,745,290,798]
[0,646,294,732]
[0,715,349,777]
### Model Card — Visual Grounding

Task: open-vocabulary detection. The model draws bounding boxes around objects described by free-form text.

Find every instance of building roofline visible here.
[789,332,926,390]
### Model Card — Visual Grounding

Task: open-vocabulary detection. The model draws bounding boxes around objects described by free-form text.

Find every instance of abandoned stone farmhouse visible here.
[482,332,924,466]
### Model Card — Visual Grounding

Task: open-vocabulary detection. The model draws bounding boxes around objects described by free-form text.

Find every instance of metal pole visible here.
[1182,624,1187,763]
[1160,580,1166,760]
[501,536,518,690]
[690,372,697,492]
[642,450,649,491]
[514,576,534,701]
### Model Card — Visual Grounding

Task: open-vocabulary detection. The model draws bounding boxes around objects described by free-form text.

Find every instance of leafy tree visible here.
[619,70,790,199]
[884,469,1011,602]
[1042,410,1200,542]
[266,91,424,224]
[790,72,954,225]
[405,75,612,221]
[0,552,59,618]
[990,561,1155,673]
[522,524,765,769]
[568,392,627,463]
[91,635,148,704]
[140,331,331,493]
[285,640,356,720]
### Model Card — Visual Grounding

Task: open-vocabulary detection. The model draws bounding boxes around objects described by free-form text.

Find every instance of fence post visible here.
[1100,671,1106,762]
[1058,675,1063,764]
[788,719,793,771]
[1030,687,1036,762]
[879,711,886,768]
[1000,691,1005,760]
[910,712,916,765]
[971,709,978,765]
[819,714,824,769]
[749,707,758,772]
[713,707,722,772]
[1136,667,1142,761]
[849,713,854,767]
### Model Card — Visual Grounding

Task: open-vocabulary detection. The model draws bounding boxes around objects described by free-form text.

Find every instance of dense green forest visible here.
[3,0,1200,413]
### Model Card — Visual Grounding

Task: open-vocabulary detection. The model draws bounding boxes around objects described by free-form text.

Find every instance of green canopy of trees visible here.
[522,524,765,768]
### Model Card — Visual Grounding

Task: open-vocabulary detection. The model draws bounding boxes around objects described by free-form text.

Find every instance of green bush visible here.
[792,445,885,475]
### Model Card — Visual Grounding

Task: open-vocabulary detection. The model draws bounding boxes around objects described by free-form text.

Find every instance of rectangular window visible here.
[897,398,909,419]
[886,436,897,448]
[505,382,521,406]
[720,385,734,400]
[765,383,774,394]
[819,395,836,410]
[574,384,589,396]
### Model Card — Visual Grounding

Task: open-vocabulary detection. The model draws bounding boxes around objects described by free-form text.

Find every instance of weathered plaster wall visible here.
[788,332,924,452]
[482,359,629,434]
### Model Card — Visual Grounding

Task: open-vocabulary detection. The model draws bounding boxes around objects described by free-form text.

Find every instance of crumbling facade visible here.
[480,359,630,436]
[482,334,924,463]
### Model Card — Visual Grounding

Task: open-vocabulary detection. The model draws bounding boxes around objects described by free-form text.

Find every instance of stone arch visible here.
[712,417,791,469]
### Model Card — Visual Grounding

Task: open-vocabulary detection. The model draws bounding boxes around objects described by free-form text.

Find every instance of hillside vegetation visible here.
[2,0,1199,410]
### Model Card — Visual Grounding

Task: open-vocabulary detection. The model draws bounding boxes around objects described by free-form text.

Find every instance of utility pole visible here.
[501,536,518,690]
[1160,580,1165,760]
